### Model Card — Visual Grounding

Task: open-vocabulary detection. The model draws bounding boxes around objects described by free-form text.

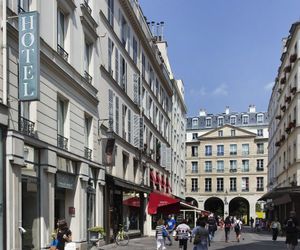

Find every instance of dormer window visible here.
[206,118,212,127]
[192,118,198,128]
[218,117,224,126]
[230,116,236,125]
[257,114,264,124]
[242,115,249,125]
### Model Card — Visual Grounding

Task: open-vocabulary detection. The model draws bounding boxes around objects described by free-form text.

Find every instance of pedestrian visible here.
[156,218,167,250]
[166,215,176,246]
[234,217,242,242]
[53,219,72,250]
[250,217,254,230]
[175,219,191,250]
[284,211,299,250]
[192,219,210,250]
[270,217,281,241]
[255,218,260,232]
[207,214,217,241]
[224,216,231,242]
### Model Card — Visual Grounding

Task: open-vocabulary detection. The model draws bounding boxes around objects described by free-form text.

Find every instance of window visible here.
[242,160,249,172]
[218,117,224,126]
[205,178,212,192]
[18,0,29,12]
[192,118,198,128]
[84,41,92,76]
[257,159,264,171]
[120,55,127,92]
[84,115,92,159]
[241,177,249,191]
[257,114,264,124]
[192,133,198,140]
[257,129,263,136]
[242,144,249,155]
[231,129,236,136]
[121,15,128,48]
[230,160,237,172]
[57,10,66,48]
[191,162,198,173]
[108,38,114,75]
[242,115,249,125]
[230,178,237,191]
[205,161,212,172]
[191,146,198,157]
[132,36,138,65]
[257,177,264,191]
[230,144,237,155]
[257,143,264,154]
[57,97,69,150]
[230,116,236,125]
[191,178,198,192]
[217,145,224,156]
[205,145,212,156]
[107,0,114,28]
[218,130,223,137]
[217,178,224,192]
[122,104,127,140]
[206,118,212,127]
[217,161,224,172]
[142,53,146,78]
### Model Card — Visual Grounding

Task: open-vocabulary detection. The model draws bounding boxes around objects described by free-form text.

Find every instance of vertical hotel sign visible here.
[19,11,40,101]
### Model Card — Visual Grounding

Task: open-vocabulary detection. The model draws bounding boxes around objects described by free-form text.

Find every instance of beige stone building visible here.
[186,106,268,223]
[262,21,300,224]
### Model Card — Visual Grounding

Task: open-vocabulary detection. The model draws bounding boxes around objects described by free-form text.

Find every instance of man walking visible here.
[175,219,191,250]
[166,215,176,246]
[285,211,299,250]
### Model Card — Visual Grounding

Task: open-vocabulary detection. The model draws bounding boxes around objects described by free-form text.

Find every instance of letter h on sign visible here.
[18,11,40,101]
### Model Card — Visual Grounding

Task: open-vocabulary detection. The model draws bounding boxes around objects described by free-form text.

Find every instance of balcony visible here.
[191,188,198,192]
[84,70,92,84]
[191,169,198,174]
[230,152,237,155]
[256,167,264,172]
[57,134,68,150]
[84,147,92,160]
[19,117,35,136]
[18,5,26,13]
[205,169,212,173]
[217,169,224,173]
[230,188,237,192]
[80,1,98,42]
[191,153,198,157]
[57,44,69,61]
[217,189,224,192]
[205,153,212,156]
[81,0,91,14]
[205,189,212,192]
[256,188,264,192]
[217,152,224,156]
[241,168,249,172]
[290,53,297,63]
[229,168,237,173]
[242,188,249,192]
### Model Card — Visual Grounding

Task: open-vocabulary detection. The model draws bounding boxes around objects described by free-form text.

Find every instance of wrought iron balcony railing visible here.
[84,147,92,160]
[57,134,68,150]
[81,0,92,15]
[84,71,92,84]
[57,44,69,61]
[19,117,35,136]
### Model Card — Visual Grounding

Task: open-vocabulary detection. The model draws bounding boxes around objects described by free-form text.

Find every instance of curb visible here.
[98,236,152,249]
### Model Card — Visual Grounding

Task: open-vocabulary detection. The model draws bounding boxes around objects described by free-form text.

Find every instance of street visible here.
[99,227,287,250]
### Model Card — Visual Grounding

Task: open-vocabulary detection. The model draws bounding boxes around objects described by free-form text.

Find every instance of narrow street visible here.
[99,227,286,250]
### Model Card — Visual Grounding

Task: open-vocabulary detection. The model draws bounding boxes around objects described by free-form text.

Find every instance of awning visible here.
[180,202,210,216]
[123,197,140,207]
[259,186,300,201]
[148,192,180,215]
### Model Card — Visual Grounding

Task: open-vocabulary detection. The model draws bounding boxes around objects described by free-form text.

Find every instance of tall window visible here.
[257,114,264,123]
[191,146,198,157]
[257,159,264,171]
[230,144,237,155]
[107,0,114,28]
[191,162,198,173]
[57,10,66,48]
[108,38,114,75]
[191,178,198,192]
[205,145,212,156]
[257,143,264,154]
[242,160,249,172]
[257,177,264,191]
[84,115,91,149]
[242,144,249,155]
[230,116,236,125]
[206,118,212,127]
[120,55,127,92]
[132,36,138,65]
[18,0,29,12]
[142,53,146,78]
[217,178,224,192]
[205,178,212,192]
[218,130,223,137]
[230,178,237,191]
[192,133,198,139]
[57,98,67,137]
[242,115,249,124]
[84,41,92,80]
[241,177,249,191]
[257,129,263,136]
[122,104,127,140]
[205,161,212,172]
[217,145,224,156]
[218,117,224,126]
[230,160,237,172]
[192,118,198,128]
[217,161,224,172]
[231,129,236,136]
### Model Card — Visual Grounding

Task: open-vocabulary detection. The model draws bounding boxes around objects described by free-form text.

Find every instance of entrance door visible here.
[55,187,66,223]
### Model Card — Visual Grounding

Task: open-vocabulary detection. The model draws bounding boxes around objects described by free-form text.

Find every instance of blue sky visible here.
[139,0,300,116]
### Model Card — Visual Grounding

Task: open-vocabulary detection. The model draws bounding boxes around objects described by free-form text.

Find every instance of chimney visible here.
[248,105,256,113]
[225,106,230,115]
[199,109,207,117]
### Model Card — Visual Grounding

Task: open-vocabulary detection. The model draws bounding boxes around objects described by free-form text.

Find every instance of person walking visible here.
[52,219,72,250]
[207,214,217,241]
[166,215,176,246]
[270,217,281,241]
[192,219,210,250]
[284,211,299,250]
[224,216,231,242]
[250,217,254,230]
[155,219,167,250]
[175,219,191,250]
[234,217,242,242]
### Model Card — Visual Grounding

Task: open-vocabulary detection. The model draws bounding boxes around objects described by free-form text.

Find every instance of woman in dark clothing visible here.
[224,216,231,242]
[56,219,72,250]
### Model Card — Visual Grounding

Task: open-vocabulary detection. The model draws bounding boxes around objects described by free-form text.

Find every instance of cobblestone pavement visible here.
[97,227,289,250]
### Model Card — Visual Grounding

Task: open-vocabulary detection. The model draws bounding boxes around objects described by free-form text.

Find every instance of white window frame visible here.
[257,114,264,124]
[206,118,212,127]
[242,115,249,125]
[218,117,224,126]
[230,116,236,125]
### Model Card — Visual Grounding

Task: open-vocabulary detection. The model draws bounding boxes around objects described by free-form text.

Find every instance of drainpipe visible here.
[2,0,7,105]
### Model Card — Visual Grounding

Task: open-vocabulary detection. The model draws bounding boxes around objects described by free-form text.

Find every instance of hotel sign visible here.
[19,11,40,101]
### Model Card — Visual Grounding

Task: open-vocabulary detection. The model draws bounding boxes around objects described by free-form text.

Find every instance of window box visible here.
[290,53,297,63]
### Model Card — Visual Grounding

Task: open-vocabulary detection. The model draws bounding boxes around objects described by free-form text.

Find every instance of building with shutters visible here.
[0,0,185,248]
[261,21,300,225]
[185,106,268,223]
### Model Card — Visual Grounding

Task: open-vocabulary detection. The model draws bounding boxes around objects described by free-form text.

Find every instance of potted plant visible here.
[88,226,105,243]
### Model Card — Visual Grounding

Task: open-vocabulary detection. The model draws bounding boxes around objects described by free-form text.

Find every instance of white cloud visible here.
[212,83,228,96]
[189,86,207,96]
[264,81,274,91]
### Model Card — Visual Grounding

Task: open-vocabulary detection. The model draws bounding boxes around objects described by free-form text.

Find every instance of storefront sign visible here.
[19,11,40,101]
[56,172,76,190]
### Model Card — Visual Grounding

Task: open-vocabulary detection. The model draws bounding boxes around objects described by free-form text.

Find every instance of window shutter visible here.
[133,114,140,148]
[108,89,114,128]
[166,147,171,171]
[139,117,144,150]
[115,49,119,83]
[115,96,119,134]
[133,73,139,105]
[160,143,166,167]
[128,109,131,143]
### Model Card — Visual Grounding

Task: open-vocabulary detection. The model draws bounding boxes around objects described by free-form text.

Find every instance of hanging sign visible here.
[19,11,40,101]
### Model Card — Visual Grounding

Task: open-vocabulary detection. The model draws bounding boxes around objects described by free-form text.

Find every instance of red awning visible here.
[148,192,180,215]
[123,197,140,207]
